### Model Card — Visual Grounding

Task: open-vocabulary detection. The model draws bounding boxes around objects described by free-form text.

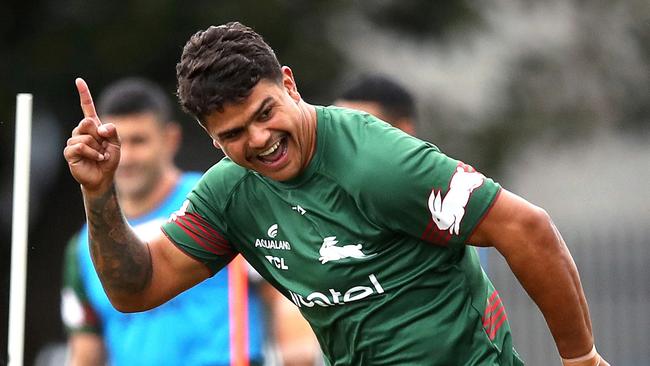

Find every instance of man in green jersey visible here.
[64,22,608,365]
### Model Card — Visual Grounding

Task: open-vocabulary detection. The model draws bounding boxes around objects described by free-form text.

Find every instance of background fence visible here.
[488,215,650,365]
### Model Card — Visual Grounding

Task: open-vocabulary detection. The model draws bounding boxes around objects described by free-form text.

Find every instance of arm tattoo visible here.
[85,185,153,297]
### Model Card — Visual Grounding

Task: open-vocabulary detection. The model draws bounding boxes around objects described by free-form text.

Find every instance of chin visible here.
[116,181,143,195]
[268,169,300,182]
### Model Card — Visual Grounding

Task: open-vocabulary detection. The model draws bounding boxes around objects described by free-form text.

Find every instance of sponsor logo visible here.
[265,255,289,270]
[289,274,384,308]
[255,239,292,250]
[267,224,279,238]
[318,236,375,264]
[255,223,292,251]
[292,205,306,215]
[428,165,484,235]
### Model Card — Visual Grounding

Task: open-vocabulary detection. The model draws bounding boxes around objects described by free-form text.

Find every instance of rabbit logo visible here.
[169,200,190,222]
[428,165,485,235]
[318,236,375,264]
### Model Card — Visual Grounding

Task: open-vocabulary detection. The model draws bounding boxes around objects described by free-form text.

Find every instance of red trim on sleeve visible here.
[174,213,235,256]
[466,187,502,243]
[160,228,223,275]
[185,212,230,245]
[421,217,453,246]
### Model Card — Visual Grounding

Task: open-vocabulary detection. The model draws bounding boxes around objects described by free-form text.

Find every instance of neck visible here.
[300,102,318,169]
[120,167,181,218]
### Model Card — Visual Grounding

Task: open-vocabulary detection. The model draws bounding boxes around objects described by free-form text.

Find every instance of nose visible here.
[248,123,270,149]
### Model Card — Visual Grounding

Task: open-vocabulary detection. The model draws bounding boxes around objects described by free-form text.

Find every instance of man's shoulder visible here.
[190,158,256,206]
[63,230,83,263]
[321,105,383,131]
[319,105,434,178]
[321,105,424,149]
[62,226,93,286]
[65,226,88,254]
[201,158,250,185]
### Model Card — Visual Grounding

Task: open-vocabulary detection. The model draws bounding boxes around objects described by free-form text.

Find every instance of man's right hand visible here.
[63,78,121,195]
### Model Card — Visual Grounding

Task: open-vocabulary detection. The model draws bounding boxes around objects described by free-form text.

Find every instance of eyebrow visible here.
[216,96,274,140]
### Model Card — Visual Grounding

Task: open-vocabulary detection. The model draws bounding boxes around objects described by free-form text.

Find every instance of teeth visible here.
[259,141,280,157]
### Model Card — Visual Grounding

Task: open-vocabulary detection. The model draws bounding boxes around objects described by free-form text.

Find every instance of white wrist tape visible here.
[562,345,598,364]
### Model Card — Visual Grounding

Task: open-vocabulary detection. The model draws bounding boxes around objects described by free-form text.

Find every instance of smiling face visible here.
[110,112,179,200]
[203,67,317,182]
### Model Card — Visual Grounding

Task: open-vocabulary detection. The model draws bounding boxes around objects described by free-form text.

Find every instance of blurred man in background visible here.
[334,74,417,136]
[60,77,267,366]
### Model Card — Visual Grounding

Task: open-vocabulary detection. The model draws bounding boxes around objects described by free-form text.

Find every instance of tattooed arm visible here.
[65,79,209,312]
[84,185,152,303]
[82,185,209,311]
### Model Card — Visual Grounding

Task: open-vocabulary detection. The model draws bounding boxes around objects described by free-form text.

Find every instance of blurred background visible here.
[1,0,648,365]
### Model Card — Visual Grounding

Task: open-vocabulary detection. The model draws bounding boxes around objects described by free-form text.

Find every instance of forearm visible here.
[502,212,593,358]
[83,184,152,308]
[472,190,606,363]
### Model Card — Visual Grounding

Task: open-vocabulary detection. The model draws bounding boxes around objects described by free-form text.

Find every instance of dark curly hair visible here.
[176,22,282,125]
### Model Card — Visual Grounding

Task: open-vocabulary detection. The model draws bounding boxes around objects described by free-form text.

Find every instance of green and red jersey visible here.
[162,106,524,365]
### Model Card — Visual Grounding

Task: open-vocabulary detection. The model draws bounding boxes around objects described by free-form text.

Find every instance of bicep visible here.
[142,233,212,309]
[468,188,555,256]
[467,189,572,312]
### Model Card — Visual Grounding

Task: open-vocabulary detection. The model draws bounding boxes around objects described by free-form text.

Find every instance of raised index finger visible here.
[75,78,99,121]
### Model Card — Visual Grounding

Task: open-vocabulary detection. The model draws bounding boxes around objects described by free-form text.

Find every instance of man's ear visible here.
[164,122,182,156]
[281,66,301,101]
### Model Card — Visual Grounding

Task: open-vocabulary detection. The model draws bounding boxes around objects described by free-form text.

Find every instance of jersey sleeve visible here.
[356,121,501,252]
[161,178,238,274]
[61,234,101,335]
